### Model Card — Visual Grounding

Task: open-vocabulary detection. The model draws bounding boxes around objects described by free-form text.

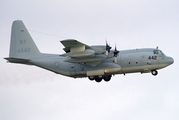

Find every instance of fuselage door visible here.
[69,64,86,77]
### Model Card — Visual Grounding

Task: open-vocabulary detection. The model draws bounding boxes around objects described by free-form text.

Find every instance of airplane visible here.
[4,20,174,82]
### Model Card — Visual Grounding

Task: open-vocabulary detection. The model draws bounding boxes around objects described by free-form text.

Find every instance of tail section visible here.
[5,20,41,63]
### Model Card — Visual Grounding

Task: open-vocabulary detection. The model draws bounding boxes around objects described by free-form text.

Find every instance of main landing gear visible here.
[88,75,112,82]
[151,70,158,76]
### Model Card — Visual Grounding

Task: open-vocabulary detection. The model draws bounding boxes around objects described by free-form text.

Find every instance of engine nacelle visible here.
[63,49,95,58]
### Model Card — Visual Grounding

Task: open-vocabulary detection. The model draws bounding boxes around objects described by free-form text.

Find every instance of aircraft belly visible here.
[86,63,121,76]
[121,64,159,73]
[70,62,122,77]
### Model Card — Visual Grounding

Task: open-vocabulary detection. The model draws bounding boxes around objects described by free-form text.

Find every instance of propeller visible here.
[113,45,119,64]
[106,41,112,56]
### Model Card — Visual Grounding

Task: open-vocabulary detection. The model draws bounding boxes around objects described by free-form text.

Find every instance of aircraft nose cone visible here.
[168,57,174,65]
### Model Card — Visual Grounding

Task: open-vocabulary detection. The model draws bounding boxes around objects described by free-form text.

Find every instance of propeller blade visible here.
[113,45,119,57]
[113,45,119,64]
[106,41,112,52]
[106,41,112,56]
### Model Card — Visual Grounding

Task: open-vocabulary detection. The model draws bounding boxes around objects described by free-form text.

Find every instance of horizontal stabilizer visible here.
[4,57,31,64]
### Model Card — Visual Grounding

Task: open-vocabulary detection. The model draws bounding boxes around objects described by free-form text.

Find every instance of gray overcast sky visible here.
[0,0,179,120]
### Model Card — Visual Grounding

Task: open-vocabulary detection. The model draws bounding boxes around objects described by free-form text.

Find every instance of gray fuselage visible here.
[30,48,174,78]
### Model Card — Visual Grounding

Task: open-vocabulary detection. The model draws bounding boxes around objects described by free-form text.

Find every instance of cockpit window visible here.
[159,51,165,57]
[153,50,159,54]
[153,49,166,57]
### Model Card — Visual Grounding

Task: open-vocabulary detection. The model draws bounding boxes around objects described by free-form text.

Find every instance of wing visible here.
[60,39,95,58]
[61,39,91,53]
[60,39,106,66]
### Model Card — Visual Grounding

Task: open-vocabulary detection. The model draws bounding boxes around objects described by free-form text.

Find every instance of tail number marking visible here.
[17,48,31,53]
[20,40,26,44]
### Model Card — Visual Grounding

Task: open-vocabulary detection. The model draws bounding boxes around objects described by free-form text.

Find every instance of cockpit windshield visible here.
[153,50,166,57]
[153,50,159,54]
[160,51,166,56]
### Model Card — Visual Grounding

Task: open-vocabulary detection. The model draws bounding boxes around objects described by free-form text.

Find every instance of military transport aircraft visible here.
[4,20,174,82]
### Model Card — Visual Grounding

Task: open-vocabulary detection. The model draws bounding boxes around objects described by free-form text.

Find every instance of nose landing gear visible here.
[151,70,158,76]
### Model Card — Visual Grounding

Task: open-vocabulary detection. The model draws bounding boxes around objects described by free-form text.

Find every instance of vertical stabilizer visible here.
[9,20,41,59]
